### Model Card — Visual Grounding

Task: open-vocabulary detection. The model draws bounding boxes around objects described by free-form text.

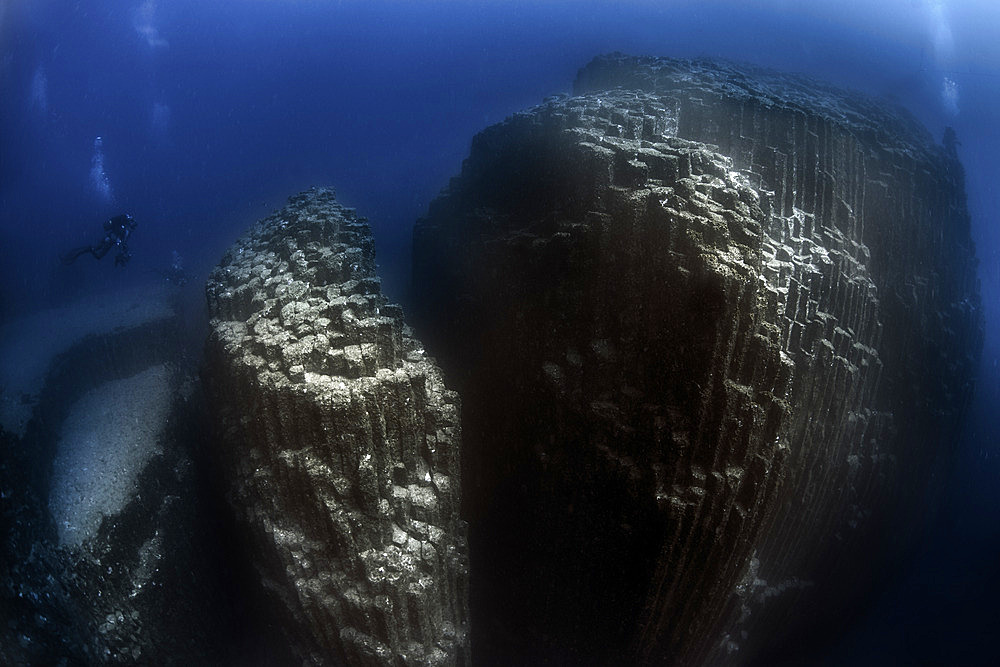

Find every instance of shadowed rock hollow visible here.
[204,189,469,665]
[412,54,982,665]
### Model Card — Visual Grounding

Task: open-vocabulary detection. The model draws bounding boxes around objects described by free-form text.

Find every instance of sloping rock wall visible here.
[0,287,222,665]
[204,188,469,665]
[0,285,176,438]
[412,54,982,664]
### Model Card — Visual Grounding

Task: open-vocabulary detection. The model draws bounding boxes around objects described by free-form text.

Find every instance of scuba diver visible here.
[61,213,137,267]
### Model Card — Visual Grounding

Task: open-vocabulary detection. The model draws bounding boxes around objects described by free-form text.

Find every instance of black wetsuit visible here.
[61,214,137,267]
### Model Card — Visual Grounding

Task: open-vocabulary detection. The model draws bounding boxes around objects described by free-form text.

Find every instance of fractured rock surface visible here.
[412,54,982,664]
[0,284,221,665]
[204,188,469,665]
[49,364,173,548]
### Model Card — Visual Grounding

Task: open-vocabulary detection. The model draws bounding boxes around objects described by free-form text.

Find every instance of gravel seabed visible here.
[0,283,174,436]
[48,364,174,548]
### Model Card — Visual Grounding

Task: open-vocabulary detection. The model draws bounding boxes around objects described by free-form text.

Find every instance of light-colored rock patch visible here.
[49,364,173,548]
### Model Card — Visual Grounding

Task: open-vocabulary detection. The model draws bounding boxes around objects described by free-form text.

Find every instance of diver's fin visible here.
[60,247,90,265]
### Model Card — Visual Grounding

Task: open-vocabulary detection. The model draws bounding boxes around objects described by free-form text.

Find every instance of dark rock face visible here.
[412,54,982,664]
[204,188,469,665]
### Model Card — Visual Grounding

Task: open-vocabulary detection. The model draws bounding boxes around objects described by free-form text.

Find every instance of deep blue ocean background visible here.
[2,1,998,663]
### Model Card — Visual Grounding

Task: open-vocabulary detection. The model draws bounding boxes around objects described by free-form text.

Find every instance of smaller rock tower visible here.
[204,188,468,666]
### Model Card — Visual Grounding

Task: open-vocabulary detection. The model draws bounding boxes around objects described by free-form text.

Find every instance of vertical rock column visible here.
[574,54,983,664]
[413,55,982,665]
[413,98,793,664]
[204,188,468,665]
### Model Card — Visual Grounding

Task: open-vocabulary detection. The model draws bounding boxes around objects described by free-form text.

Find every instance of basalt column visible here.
[412,55,982,665]
[204,188,469,666]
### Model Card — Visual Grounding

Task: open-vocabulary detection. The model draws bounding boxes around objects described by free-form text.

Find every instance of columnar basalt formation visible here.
[204,188,469,665]
[412,54,982,664]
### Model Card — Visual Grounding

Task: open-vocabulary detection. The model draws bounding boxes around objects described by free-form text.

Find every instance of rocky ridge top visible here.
[207,188,410,386]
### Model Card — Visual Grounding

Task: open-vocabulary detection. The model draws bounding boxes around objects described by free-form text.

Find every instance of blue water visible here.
[2,1,998,663]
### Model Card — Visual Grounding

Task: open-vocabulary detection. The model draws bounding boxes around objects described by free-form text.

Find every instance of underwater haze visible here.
[2,0,999,664]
